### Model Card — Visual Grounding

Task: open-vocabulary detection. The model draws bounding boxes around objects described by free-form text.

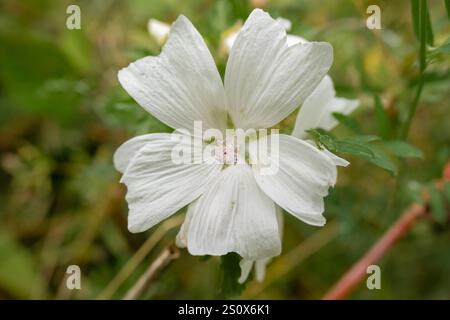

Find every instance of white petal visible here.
[238,259,254,284]
[276,17,292,31]
[121,133,222,233]
[303,139,350,167]
[187,164,281,259]
[119,15,227,133]
[254,258,271,282]
[292,75,359,139]
[325,97,360,129]
[175,200,197,248]
[238,206,284,284]
[113,133,168,173]
[239,257,272,283]
[286,34,307,47]
[321,148,350,167]
[275,205,284,236]
[147,19,171,44]
[224,9,333,129]
[250,134,337,226]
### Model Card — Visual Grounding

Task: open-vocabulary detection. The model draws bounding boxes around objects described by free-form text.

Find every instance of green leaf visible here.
[306,129,338,153]
[307,129,398,175]
[220,253,245,297]
[0,32,82,122]
[335,140,375,159]
[0,230,47,298]
[374,95,391,139]
[383,141,424,159]
[332,112,362,134]
[366,145,399,176]
[429,185,447,223]
[307,129,374,160]
[345,135,381,143]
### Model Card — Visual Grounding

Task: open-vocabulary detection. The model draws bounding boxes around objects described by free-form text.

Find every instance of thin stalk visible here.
[401,0,428,139]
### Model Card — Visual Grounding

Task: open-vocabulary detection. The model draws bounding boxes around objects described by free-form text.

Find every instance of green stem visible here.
[401,78,424,140]
[401,0,428,140]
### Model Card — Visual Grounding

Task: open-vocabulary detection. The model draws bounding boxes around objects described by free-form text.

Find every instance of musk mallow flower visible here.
[114,9,339,263]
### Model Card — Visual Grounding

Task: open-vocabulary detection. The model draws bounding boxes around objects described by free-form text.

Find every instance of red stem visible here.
[323,203,427,300]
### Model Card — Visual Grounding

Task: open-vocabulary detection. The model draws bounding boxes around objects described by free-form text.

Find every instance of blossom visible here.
[114,9,337,263]
[147,18,171,45]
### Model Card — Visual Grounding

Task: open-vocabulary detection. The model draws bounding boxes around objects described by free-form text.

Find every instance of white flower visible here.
[147,19,171,45]
[114,9,337,262]
[292,75,359,140]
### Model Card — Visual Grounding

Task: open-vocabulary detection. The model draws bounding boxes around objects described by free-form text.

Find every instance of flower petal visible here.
[286,34,307,47]
[250,134,337,226]
[187,164,281,259]
[175,200,197,248]
[254,258,271,282]
[224,9,333,129]
[321,148,350,167]
[119,15,227,133]
[121,133,222,233]
[292,75,359,139]
[113,133,169,173]
[238,259,254,284]
[238,206,284,283]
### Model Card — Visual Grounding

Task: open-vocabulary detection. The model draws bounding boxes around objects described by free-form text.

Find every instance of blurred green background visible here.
[0,0,449,299]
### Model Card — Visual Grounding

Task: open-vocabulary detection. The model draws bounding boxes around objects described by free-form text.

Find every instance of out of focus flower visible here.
[147,18,171,45]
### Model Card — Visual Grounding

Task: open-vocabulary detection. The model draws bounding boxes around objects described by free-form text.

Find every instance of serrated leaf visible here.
[345,135,381,143]
[307,129,398,175]
[383,141,424,159]
[332,112,362,134]
[306,129,338,153]
[220,253,245,297]
[429,185,447,223]
[336,140,375,159]
[374,95,391,139]
[366,145,399,176]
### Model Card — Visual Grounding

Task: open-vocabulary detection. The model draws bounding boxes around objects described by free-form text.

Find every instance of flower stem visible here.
[400,0,428,140]
[124,245,180,300]
[322,203,427,300]
[400,77,424,140]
